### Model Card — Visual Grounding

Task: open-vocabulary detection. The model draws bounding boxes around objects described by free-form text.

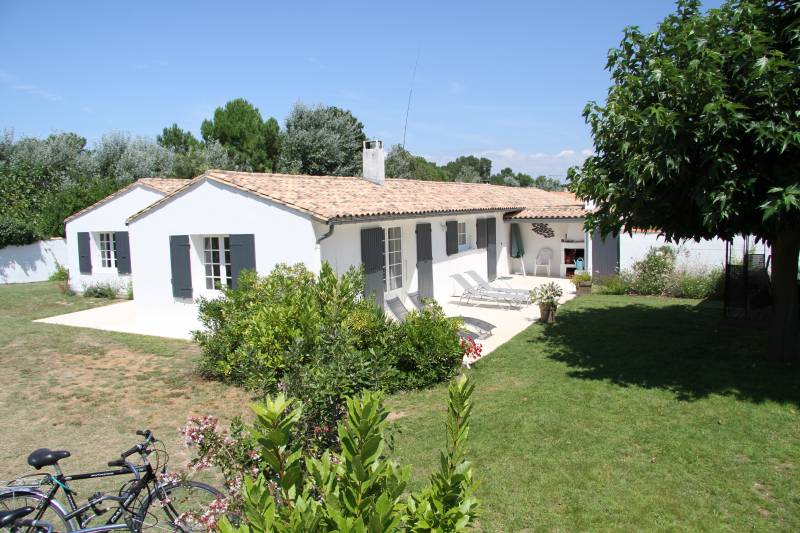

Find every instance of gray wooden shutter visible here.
[229,234,256,288]
[77,232,92,274]
[416,223,434,299]
[360,227,385,308]
[486,217,497,281]
[476,218,487,249]
[169,235,193,298]
[445,221,458,256]
[592,229,620,278]
[115,231,132,274]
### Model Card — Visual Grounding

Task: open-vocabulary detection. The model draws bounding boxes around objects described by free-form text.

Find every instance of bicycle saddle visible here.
[27,448,71,469]
[0,507,34,528]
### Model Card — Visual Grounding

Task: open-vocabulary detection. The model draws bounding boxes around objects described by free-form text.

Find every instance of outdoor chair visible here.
[386,297,410,321]
[465,270,531,303]
[450,273,528,308]
[459,316,496,339]
[534,247,554,276]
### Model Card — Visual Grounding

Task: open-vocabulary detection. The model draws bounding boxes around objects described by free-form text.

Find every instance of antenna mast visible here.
[402,50,420,150]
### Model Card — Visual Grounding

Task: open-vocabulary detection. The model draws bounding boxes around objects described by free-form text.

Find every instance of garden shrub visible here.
[672,268,724,299]
[594,247,723,299]
[385,304,463,390]
[181,375,479,531]
[595,273,633,295]
[48,261,69,282]
[194,262,465,454]
[83,281,118,299]
[629,246,677,295]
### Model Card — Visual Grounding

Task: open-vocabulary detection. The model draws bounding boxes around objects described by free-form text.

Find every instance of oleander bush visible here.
[181,375,479,531]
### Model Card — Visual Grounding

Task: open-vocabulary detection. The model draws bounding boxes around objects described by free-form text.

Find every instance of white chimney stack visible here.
[362,140,385,185]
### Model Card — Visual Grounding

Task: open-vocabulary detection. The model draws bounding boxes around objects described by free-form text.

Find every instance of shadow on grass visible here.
[538,297,800,405]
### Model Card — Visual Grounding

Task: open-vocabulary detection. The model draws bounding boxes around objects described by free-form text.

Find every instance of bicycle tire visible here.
[0,490,75,533]
[135,481,223,532]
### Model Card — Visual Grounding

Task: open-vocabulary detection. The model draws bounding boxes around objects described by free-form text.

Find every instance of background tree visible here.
[279,103,366,176]
[444,155,492,182]
[532,175,564,191]
[157,123,200,153]
[569,0,800,361]
[201,98,281,172]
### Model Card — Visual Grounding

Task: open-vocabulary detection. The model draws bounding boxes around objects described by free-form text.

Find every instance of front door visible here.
[487,217,497,281]
[416,223,434,299]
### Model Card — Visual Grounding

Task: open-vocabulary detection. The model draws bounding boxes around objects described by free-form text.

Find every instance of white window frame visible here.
[98,232,117,270]
[202,235,232,291]
[457,221,468,251]
[384,226,403,292]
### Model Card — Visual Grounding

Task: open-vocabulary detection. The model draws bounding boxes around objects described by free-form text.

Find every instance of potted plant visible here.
[530,282,563,324]
[571,272,592,296]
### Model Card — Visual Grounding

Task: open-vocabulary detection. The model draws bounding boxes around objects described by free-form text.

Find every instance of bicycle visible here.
[0,430,223,532]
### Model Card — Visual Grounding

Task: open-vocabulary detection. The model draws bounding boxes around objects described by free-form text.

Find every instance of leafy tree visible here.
[38,176,128,238]
[279,103,366,176]
[444,155,492,182]
[569,0,800,361]
[157,123,200,153]
[532,175,564,191]
[201,98,281,172]
[385,144,450,181]
[170,140,233,178]
[93,131,174,181]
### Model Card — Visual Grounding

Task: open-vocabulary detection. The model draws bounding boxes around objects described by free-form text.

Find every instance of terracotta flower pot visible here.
[539,303,557,324]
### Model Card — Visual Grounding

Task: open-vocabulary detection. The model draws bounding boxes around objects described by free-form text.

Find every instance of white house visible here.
[124,143,588,311]
[64,178,187,293]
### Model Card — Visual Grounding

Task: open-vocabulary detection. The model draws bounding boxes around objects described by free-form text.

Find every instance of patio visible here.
[35,300,200,340]
[440,274,575,355]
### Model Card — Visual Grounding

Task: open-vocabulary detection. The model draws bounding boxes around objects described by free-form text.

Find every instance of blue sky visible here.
[0,1,719,177]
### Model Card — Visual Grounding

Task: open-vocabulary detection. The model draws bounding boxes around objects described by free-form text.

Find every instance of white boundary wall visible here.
[0,238,67,284]
[620,232,757,271]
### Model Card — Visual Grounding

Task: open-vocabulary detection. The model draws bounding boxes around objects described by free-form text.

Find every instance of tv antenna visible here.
[402,49,420,150]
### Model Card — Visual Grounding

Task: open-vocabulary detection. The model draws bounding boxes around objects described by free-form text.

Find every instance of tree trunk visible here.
[768,228,800,363]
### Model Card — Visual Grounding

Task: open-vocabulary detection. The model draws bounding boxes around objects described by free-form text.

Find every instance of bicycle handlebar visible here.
[108,429,154,466]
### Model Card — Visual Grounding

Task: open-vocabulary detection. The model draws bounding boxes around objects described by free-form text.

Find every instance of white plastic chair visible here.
[534,248,553,277]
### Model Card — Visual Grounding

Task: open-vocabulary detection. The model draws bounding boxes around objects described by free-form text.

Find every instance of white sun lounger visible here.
[465,270,531,303]
[451,273,528,308]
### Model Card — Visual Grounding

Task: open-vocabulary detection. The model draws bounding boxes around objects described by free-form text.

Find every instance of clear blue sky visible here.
[0,0,720,177]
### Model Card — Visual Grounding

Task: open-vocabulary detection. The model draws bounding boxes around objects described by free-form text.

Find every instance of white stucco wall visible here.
[320,212,510,304]
[509,220,586,277]
[128,179,321,307]
[65,185,165,293]
[0,238,67,284]
[619,232,758,271]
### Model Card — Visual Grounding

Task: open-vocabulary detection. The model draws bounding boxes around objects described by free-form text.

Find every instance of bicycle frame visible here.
[28,460,157,532]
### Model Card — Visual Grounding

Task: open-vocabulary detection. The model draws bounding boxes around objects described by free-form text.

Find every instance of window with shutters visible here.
[98,232,117,269]
[457,221,468,251]
[203,236,232,290]
[384,226,402,291]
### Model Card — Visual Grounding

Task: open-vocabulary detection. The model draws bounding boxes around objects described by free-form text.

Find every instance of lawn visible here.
[387,295,800,531]
[0,282,251,492]
[2,283,798,531]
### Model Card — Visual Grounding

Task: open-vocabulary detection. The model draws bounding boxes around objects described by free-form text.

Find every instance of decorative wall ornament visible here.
[530,223,555,238]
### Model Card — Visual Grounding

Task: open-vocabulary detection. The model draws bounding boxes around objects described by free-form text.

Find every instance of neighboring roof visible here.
[64,177,188,224]
[127,170,586,224]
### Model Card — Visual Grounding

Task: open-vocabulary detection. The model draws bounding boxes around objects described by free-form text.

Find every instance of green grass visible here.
[388,295,800,531]
[0,282,252,493]
[3,283,798,530]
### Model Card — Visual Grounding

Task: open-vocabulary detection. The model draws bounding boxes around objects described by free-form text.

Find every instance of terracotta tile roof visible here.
[64,177,188,223]
[506,205,587,219]
[137,177,188,194]
[127,170,586,223]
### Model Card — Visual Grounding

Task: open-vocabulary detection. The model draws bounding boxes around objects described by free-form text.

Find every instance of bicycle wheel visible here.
[136,481,223,532]
[0,491,74,533]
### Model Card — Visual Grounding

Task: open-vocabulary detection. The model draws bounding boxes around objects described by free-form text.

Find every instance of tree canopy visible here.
[278,103,366,176]
[568,0,800,360]
[201,98,281,172]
